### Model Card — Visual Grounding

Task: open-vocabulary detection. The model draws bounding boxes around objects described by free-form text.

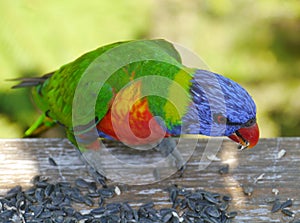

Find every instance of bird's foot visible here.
[154,137,186,179]
[87,164,107,187]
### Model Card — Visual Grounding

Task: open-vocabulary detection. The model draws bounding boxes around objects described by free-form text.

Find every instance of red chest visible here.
[97,81,168,145]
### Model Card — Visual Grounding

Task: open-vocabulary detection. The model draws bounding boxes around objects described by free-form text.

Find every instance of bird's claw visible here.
[155,137,186,178]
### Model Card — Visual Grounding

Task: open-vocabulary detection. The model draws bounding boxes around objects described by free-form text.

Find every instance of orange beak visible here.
[228,123,259,150]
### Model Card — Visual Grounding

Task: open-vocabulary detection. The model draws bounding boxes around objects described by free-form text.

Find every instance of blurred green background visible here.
[0,0,299,138]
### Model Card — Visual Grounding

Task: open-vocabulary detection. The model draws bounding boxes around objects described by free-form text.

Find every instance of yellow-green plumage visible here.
[16,39,194,144]
[13,39,260,165]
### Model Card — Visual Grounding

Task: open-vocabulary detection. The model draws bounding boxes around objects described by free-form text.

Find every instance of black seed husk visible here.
[219,164,229,174]
[280,199,293,209]
[75,178,90,188]
[265,197,276,203]
[242,185,254,196]
[0,176,238,222]
[226,211,238,219]
[48,157,58,166]
[281,208,295,217]
[271,199,282,213]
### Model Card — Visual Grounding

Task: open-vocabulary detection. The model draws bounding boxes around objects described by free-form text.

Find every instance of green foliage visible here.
[1,0,299,137]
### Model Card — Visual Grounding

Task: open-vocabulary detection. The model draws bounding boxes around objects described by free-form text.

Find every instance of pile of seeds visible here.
[165,185,237,223]
[0,176,236,223]
[266,197,296,219]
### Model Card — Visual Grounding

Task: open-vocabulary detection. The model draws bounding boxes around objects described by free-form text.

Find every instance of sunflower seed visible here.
[44,183,55,197]
[280,199,293,209]
[271,199,281,213]
[205,205,221,218]
[35,188,45,203]
[265,197,276,203]
[254,173,265,184]
[219,202,229,211]
[162,211,173,222]
[225,211,238,219]
[204,193,220,204]
[281,208,295,218]
[206,153,221,161]
[242,185,254,196]
[98,188,115,198]
[272,188,279,195]
[83,195,94,207]
[75,178,90,188]
[222,195,231,202]
[6,185,22,199]
[48,157,58,166]
[0,177,237,222]
[277,149,286,159]
[219,164,229,174]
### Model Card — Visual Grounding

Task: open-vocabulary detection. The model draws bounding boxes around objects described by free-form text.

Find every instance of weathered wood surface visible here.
[0,138,299,222]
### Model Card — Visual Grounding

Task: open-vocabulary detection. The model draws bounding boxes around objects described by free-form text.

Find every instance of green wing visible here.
[31,39,187,132]
[38,42,123,131]
[16,39,193,141]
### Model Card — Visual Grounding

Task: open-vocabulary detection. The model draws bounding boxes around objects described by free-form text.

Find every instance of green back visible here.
[33,39,193,135]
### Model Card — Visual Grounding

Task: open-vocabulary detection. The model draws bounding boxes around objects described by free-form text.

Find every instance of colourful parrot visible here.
[13,39,259,180]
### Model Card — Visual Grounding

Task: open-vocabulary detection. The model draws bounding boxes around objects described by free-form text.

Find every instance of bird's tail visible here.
[11,72,54,88]
[10,72,56,137]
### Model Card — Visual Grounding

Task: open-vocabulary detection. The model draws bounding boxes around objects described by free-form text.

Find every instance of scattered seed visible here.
[242,185,254,196]
[5,185,22,199]
[204,193,220,204]
[219,164,229,174]
[35,188,45,203]
[48,157,58,166]
[169,188,178,203]
[271,199,282,213]
[98,187,115,198]
[277,149,286,159]
[44,183,54,197]
[114,186,121,196]
[0,176,238,222]
[172,211,184,222]
[162,211,173,222]
[90,207,105,215]
[272,188,279,195]
[98,196,104,207]
[32,175,48,184]
[205,205,221,218]
[52,191,65,206]
[281,208,295,218]
[222,195,232,202]
[281,199,293,209]
[219,202,229,211]
[87,181,97,192]
[75,178,90,188]
[206,153,221,161]
[265,197,276,203]
[87,192,100,198]
[83,195,94,207]
[254,173,265,184]
[226,211,238,219]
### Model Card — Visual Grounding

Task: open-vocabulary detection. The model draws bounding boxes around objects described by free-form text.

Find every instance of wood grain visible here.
[0,138,299,222]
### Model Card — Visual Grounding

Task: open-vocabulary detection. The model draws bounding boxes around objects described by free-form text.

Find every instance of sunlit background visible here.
[0,0,299,138]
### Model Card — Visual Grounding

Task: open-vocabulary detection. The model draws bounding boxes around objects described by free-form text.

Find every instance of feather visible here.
[11,72,54,88]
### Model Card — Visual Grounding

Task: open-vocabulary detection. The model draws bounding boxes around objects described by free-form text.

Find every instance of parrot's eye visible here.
[213,113,227,124]
[243,118,256,127]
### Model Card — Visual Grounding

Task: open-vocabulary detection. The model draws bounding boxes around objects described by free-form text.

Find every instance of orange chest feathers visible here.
[96,81,168,145]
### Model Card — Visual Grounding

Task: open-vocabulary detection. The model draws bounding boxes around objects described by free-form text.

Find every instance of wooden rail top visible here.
[0,138,299,222]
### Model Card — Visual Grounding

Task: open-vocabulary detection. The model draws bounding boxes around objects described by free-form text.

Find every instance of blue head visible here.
[182,69,259,149]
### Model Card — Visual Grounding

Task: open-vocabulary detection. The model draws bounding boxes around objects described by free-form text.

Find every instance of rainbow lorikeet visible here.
[13,39,259,182]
